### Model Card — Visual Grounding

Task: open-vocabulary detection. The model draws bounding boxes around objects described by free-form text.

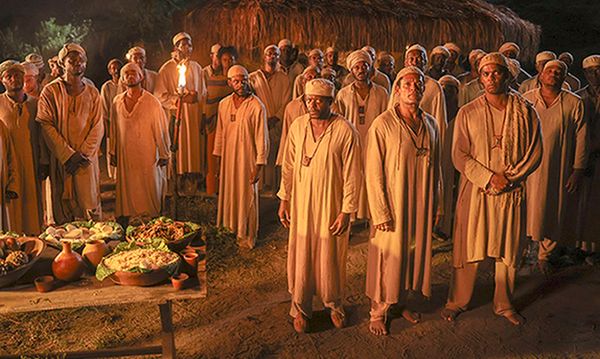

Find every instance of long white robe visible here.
[278,114,361,315]
[452,94,542,268]
[110,90,170,218]
[100,79,119,179]
[459,78,484,107]
[36,77,104,223]
[213,94,269,241]
[0,94,45,235]
[276,96,307,166]
[365,109,442,301]
[335,83,389,219]
[155,58,206,175]
[524,89,587,242]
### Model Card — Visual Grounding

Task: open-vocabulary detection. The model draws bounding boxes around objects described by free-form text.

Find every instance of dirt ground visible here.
[1,175,600,358]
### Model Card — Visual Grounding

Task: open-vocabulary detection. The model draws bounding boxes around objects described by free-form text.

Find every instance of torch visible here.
[169,61,186,218]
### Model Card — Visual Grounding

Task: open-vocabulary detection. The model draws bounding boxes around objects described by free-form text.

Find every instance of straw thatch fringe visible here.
[184,0,540,67]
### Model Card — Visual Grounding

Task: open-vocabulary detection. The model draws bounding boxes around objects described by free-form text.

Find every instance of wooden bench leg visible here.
[159,301,176,359]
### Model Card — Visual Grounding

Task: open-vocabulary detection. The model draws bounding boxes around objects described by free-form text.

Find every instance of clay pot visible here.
[34,276,55,293]
[52,242,85,282]
[82,240,110,267]
[170,273,188,291]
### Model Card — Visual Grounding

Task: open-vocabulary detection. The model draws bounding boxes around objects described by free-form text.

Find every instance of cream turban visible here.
[211,43,222,54]
[444,42,461,55]
[227,64,249,78]
[278,39,292,49]
[305,78,335,98]
[431,46,450,57]
[48,56,59,65]
[478,52,509,72]
[58,43,87,63]
[107,58,122,69]
[172,32,192,46]
[508,58,521,78]
[0,60,24,77]
[499,42,520,56]
[558,52,574,63]
[321,67,337,78]
[395,66,424,81]
[308,49,324,58]
[469,49,486,61]
[405,44,428,62]
[535,51,557,64]
[438,75,460,88]
[582,55,600,69]
[263,44,279,54]
[361,46,376,60]
[346,50,372,70]
[378,52,394,62]
[543,59,567,73]
[25,53,44,69]
[126,46,146,61]
[326,47,335,54]
[120,62,144,78]
[21,62,39,76]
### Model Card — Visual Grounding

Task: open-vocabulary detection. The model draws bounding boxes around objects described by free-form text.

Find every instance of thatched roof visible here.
[183,0,540,65]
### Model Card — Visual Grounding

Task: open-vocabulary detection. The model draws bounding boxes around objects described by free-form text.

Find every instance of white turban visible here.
[543,59,567,73]
[25,53,44,70]
[211,43,222,54]
[263,44,279,54]
[326,47,335,54]
[278,39,292,49]
[405,44,428,62]
[58,43,87,64]
[478,52,509,73]
[499,42,520,56]
[582,55,600,69]
[120,62,144,78]
[346,50,372,70]
[444,42,461,55]
[0,60,24,77]
[438,75,460,89]
[305,78,335,98]
[172,32,192,46]
[469,49,486,61]
[227,65,249,78]
[508,58,521,79]
[126,46,146,61]
[535,51,557,64]
[308,48,324,58]
[361,46,376,60]
[21,62,39,76]
[395,66,424,81]
[431,46,450,58]
[107,58,122,70]
[558,52,574,63]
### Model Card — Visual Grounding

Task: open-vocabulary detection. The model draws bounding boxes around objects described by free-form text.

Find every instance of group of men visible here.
[0,33,598,336]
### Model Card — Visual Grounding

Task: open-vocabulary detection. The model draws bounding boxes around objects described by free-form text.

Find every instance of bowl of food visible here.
[126,217,200,252]
[96,238,181,286]
[0,233,46,288]
[40,221,124,251]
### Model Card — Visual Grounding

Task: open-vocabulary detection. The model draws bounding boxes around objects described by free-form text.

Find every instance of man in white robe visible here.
[443,42,466,78]
[523,60,587,274]
[293,48,324,99]
[155,32,207,196]
[278,79,361,333]
[126,46,158,93]
[324,47,349,85]
[366,66,443,335]
[249,44,291,193]
[426,46,450,80]
[110,63,170,228]
[519,51,571,93]
[214,65,269,249]
[335,49,388,221]
[441,53,542,326]
[278,39,304,89]
[36,43,104,223]
[100,58,122,180]
[276,94,308,167]
[499,42,531,85]
[558,52,581,92]
[459,51,487,106]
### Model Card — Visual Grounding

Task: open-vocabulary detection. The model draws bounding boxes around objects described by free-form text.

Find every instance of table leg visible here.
[159,301,176,359]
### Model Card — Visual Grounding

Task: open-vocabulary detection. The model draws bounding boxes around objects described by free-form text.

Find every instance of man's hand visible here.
[267,117,280,129]
[157,158,169,167]
[330,212,351,236]
[110,154,117,167]
[5,190,18,200]
[278,200,291,228]
[488,172,510,193]
[374,220,394,232]
[250,164,263,184]
[204,115,217,133]
[181,91,198,104]
[38,164,49,181]
[65,152,88,175]
[565,169,583,193]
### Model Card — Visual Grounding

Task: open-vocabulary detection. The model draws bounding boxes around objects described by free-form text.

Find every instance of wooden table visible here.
[0,243,207,359]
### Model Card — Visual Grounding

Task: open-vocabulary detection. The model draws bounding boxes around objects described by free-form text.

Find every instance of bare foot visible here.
[401,309,421,324]
[440,308,461,322]
[330,311,346,329]
[369,320,388,336]
[293,314,309,333]
[498,311,526,326]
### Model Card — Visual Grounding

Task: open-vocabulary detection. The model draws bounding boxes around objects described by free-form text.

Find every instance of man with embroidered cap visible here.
[377,52,396,84]
[426,45,450,80]
[558,52,581,91]
[440,52,542,326]
[36,43,104,223]
[249,44,291,194]
[24,53,46,94]
[126,46,158,93]
[335,49,388,222]
[443,42,465,77]
[459,50,487,106]
[155,31,207,196]
[361,46,391,93]
[293,48,324,98]
[278,78,361,333]
[110,63,170,228]
[214,65,269,249]
[523,59,587,275]
[575,54,600,262]
[519,51,570,93]
[365,66,442,335]
[21,62,42,99]
[390,44,447,150]
[324,46,349,85]
[0,60,45,234]
[100,58,123,180]
[499,42,531,85]
[278,39,304,88]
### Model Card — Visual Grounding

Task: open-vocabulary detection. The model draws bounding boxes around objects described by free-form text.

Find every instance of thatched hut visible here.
[183,0,540,67]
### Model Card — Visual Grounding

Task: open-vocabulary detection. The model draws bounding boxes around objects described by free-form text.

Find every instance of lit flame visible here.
[177,63,187,90]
